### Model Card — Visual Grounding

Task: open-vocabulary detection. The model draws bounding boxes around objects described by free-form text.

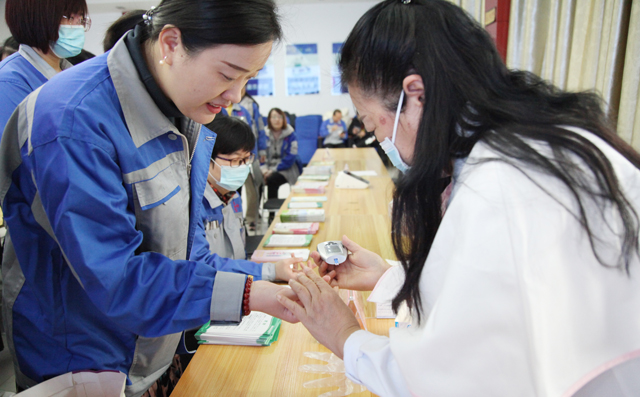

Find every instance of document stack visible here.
[280,209,325,222]
[272,222,320,235]
[303,165,334,175]
[195,312,282,346]
[292,182,328,194]
[298,174,331,181]
[291,196,328,202]
[264,234,313,247]
[288,201,323,209]
[307,160,335,167]
[250,249,311,263]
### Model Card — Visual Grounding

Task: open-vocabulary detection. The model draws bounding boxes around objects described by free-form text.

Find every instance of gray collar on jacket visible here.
[18,44,72,81]
[203,183,238,209]
[107,37,182,148]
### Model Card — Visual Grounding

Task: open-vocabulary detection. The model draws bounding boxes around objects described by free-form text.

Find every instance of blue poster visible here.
[332,43,348,95]
[246,55,274,97]
[285,43,320,96]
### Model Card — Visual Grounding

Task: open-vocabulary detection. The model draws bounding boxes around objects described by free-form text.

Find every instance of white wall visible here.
[1,0,377,118]
[255,1,377,118]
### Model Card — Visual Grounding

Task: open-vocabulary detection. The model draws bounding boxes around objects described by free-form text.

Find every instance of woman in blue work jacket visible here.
[0,0,298,395]
[0,0,89,134]
[197,116,299,281]
[263,107,302,199]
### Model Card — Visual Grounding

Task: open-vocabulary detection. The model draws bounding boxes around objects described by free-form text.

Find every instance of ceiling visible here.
[85,0,372,14]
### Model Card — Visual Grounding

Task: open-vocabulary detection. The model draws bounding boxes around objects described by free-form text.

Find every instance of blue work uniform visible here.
[264,125,302,185]
[320,119,348,146]
[194,185,276,280]
[0,36,258,396]
[0,45,72,136]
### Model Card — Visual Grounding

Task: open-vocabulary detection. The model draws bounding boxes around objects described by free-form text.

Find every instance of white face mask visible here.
[379,90,411,173]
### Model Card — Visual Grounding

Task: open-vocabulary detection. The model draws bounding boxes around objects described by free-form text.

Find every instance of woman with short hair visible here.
[0,0,89,134]
[263,107,301,199]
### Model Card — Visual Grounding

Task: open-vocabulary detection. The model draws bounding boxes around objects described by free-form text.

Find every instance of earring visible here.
[159,56,167,65]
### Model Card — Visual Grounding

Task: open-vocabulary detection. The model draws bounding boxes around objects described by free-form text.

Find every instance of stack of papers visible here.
[292,182,328,194]
[264,234,313,247]
[280,209,325,222]
[195,312,282,346]
[298,174,331,181]
[303,165,334,175]
[288,201,323,209]
[273,222,320,234]
[291,196,328,202]
[251,249,310,263]
[308,161,335,167]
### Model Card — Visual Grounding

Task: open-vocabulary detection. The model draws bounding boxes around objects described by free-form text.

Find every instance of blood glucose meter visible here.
[317,241,348,265]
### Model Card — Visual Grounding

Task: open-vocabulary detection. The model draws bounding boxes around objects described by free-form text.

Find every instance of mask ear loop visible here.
[391,90,405,144]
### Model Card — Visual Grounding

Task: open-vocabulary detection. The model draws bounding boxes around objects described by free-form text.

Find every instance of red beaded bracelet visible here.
[242,275,253,316]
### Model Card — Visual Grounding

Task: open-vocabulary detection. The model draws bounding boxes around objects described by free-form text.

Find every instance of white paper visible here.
[289,202,321,209]
[265,235,311,247]
[291,196,328,202]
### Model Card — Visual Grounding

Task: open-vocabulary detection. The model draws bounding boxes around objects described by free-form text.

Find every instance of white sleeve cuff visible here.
[343,330,412,396]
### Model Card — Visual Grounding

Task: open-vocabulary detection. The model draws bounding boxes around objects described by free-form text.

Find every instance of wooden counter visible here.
[172,148,396,396]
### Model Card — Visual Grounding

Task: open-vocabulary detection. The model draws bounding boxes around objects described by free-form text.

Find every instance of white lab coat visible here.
[344,127,640,396]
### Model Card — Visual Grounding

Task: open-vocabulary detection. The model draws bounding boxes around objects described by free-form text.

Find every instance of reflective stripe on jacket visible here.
[0,38,248,396]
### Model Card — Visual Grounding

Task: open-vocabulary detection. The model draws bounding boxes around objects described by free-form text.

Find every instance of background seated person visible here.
[194,116,299,281]
[263,108,301,200]
[320,109,348,148]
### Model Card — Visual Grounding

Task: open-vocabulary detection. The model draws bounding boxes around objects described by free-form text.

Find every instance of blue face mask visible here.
[210,160,251,191]
[379,90,411,173]
[50,25,85,58]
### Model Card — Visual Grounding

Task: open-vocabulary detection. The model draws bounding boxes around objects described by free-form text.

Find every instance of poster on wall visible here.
[246,55,274,97]
[331,43,348,95]
[285,43,320,96]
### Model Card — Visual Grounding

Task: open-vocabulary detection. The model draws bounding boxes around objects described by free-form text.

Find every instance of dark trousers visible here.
[324,143,345,149]
[266,172,288,199]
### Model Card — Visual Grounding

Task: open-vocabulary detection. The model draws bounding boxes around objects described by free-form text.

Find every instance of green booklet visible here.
[195,312,282,346]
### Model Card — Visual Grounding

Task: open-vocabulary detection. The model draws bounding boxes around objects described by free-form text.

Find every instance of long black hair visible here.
[142,0,282,53]
[340,0,640,324]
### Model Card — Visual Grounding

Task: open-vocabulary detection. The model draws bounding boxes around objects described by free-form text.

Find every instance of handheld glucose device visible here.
[317,241,348,265]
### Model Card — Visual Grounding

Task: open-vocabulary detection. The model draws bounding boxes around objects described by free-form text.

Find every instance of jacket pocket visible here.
[131,162,190,260]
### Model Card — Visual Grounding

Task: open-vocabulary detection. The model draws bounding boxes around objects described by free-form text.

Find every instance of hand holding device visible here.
[312,235,391,291]
[317,241,348,265]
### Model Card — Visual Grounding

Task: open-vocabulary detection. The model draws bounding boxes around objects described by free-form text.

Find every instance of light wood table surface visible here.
[173,148,396,396]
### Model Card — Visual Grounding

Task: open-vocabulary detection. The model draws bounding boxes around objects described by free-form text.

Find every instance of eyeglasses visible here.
[216,154,255,168]
[62,15,92,32]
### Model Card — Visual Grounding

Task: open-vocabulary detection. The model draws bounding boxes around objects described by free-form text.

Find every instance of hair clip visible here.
[142,6,156,25]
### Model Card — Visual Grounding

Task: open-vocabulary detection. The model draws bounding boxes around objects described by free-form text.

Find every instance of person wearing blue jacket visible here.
[0,1,297,395]
[263,107,302,200]
[0,0,89,135]
[320,109,349,148]
[239,88,268,229]
[196,116,299,279]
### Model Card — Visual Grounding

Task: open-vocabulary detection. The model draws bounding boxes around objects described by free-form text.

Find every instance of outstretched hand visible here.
[273,255,305,281]
[276,265,361,358]
[249,280,300,323]
[311,235,391,291]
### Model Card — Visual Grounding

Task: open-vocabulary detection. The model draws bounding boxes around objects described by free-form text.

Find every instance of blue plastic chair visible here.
[295,115,323,165]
